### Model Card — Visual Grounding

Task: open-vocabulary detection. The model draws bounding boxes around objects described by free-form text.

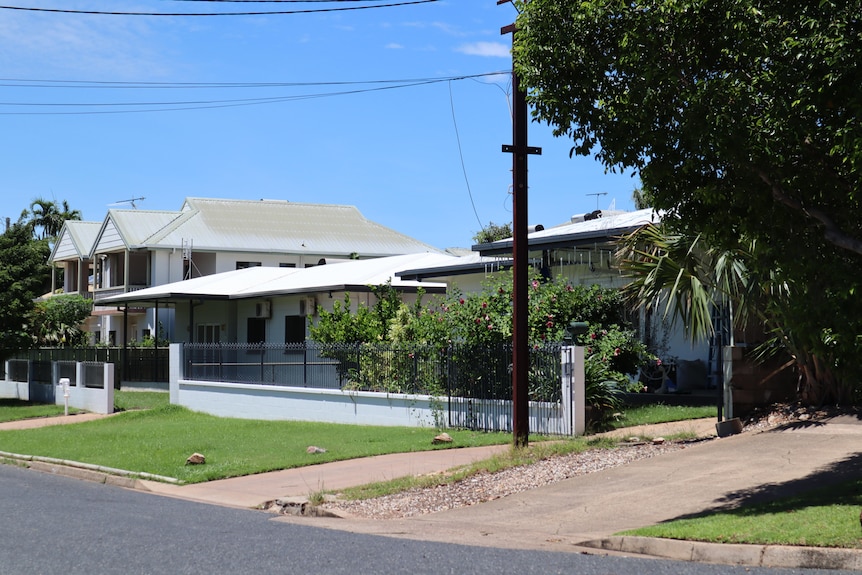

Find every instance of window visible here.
[247,317,266,345]
[196,324,221,344]
[236,261,262,270]
[284,315,306,344]
[108,331,116,346]
[279,263,297,268]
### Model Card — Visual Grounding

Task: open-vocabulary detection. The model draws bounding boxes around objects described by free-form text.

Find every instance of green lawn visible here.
[0,396,718,486]
[2,394,856,548]
[114,390,171,411]
[0,399,79,422]
[622,477,862,549]
[0,402,511,483]
[610,403,717,429]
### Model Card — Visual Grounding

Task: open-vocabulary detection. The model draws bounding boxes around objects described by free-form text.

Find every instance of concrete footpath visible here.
[3,413,862,570]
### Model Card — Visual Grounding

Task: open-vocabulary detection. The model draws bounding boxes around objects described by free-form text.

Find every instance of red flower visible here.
[614,348,621,356]
[459,298,465,305]
[590,332,597,340]
[546,321,553,328]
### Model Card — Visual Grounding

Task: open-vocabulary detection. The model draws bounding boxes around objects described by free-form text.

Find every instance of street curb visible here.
[582,536,862,571]
[0,451,181,486]
[27,460,141,489]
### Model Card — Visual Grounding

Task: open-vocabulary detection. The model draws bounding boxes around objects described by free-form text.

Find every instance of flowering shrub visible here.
[309,271,654,403]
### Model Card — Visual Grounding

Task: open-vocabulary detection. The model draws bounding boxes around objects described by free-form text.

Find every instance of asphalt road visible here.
[0,465,854,575]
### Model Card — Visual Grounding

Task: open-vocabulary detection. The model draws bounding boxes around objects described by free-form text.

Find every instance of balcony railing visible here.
[93,284,149,302]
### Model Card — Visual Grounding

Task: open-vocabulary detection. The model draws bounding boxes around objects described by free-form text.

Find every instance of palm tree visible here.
[615,222,753,342]
[616,222,852,405]
[27,198,82,240]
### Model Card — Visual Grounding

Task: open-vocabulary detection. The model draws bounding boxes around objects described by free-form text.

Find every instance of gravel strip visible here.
[322,442,689,520]
[320,404,855,521]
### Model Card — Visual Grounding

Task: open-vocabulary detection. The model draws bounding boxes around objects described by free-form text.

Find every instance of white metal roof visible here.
[475,208,663,256]
[528,208,662,240]
[49,221,102,262]
[101,252,455,304]
[158,198,440,256]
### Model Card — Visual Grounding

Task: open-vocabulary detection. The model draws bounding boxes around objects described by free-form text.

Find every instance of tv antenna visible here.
[586,192,607,210]
[110,197,145,209]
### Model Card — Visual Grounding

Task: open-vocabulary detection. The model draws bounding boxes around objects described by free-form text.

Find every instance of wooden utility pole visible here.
[501,12,541,447]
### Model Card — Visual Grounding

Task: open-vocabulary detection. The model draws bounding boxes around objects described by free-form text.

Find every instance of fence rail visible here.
[0,348,168,385]
[182,342,566,433]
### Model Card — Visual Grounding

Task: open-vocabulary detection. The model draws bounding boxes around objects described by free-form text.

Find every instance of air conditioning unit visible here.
[299,296,317,317]
[254,300,272,319]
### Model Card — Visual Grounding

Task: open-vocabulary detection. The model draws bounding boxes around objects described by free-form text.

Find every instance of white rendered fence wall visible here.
[0,359,114,414]
[170,344,586,435]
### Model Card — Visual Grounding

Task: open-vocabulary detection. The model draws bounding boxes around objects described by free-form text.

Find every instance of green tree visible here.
[0,221,52,349]
[515,1,862,254]
[31,294,92,347]
[515,0,862,402]
[472,221,512,245]
[617,222,861,404]
[26,198,82,240]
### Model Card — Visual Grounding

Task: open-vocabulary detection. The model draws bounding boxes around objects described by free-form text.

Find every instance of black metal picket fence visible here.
[183,342,561,396]
[183,342,566,433]
[0,347,169,386]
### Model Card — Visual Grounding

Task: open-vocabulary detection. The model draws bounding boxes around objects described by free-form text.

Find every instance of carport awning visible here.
[100,252,453,306]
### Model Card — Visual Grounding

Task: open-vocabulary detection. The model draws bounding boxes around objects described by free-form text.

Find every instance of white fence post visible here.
[573,346,585,436]
[51,361,60,391]
[561,347,572,436]
[561,346,586,436]
[104,363,115,413]
[169,343,182,405]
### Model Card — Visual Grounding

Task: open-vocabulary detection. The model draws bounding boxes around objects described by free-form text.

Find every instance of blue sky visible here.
[0,0,641,249]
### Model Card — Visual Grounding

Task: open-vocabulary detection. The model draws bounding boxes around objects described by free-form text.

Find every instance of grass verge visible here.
[337,435,619,501]
[0,398,710,490]
[621,477,862,549]
[609,404,717,429]
[114,390,171,412]
[0,403,511,483]
[0,399,79,422]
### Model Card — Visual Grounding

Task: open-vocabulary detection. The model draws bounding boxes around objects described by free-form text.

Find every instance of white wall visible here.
[167,344,584,435]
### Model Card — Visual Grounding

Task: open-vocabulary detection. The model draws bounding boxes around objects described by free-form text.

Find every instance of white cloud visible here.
[0,10,169,79]
[385,43,404,50]
[455,42,510,58]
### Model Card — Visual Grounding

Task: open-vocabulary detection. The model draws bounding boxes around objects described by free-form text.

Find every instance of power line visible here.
[448,80,483,233]
[0,73,511,115]
[0,0,437,16]
[0,72,508,90]
[163,0,411,3]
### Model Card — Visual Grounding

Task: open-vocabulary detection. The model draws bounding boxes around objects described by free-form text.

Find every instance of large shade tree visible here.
[0,221,52,349]
[515,0,862,402]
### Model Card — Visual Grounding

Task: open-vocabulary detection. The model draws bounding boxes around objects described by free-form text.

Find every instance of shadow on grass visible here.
[0,399,38,407]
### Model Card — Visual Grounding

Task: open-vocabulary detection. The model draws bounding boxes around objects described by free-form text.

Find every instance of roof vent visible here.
[527,224,544,233]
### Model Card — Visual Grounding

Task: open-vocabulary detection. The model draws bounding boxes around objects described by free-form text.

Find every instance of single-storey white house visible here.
[397,208,714,390]
[101,252,455,345]
[49,197,442,345]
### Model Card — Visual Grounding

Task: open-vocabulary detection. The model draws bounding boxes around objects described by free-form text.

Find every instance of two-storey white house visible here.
[49,197,441,345]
